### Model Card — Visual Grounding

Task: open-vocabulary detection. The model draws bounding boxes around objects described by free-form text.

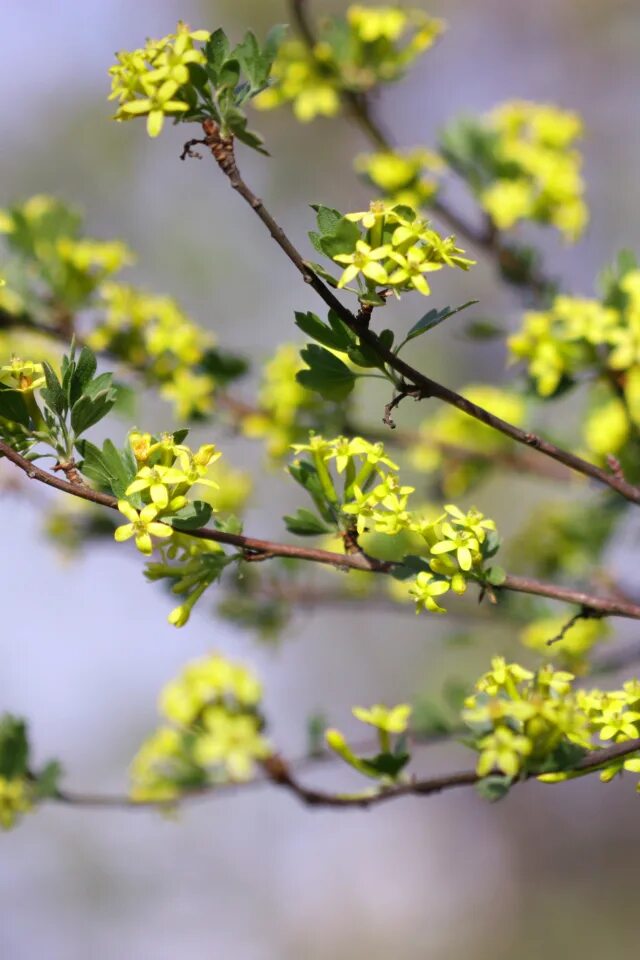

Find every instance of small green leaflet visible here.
[296,344,356,401]
[163,501,213,531]
[283,508,333,536]
[405,300,478,343]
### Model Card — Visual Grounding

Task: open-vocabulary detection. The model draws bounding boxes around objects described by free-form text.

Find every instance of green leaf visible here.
[0,384,31,428]
[205,28,231,77]
[297,345,356,401]
[357,288,387,307]
[312,204,343,236]
[201,347,249,384]
[283,508,333,536]
[287,460,336,523]
[218,57,241,91]
[187,61,210,92]
[224,107,268,155]
[406,300,478,343]
[346,343,381,369]
[234,31,261,87]
[0,715,29,779]
[33,760,63,799]
[318,218,361,258]
[475,774,513,802]
[359,751,410,779]
[70,391,116,437]
[391,555,432,581]
[305,261,341,287]
[463,319,505,341]
[40,362,67,416]
[264,23,287,62]
[486,566,506,586]
[214,514,243,535]
[294,311,352,351]
[74,346,98,391]
[76,438,136,497]
[534,740,588,775]
[164,501,213,531]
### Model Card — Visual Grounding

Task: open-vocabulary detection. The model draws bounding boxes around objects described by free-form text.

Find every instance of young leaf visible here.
[475,774,513,802]
[312,204,344,236]
[74,346,98,392]
[33,760,63,800]
[0,384,31,428]
[296,344,356,401]
[40,362,67,416]
[164,501,213,531]
[205,28,231,78]
[294,311,352,351]
[405,300,478,343]
[306,261,341,287]
[0,715,29,779]
[283,508,333,536]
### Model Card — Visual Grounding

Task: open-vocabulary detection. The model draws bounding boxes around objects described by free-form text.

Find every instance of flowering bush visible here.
[0,5,639,831]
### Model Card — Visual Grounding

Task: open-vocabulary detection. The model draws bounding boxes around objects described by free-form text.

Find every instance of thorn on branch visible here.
[180,138,207,161]
[383,384,426,429]
[546,606,603,646]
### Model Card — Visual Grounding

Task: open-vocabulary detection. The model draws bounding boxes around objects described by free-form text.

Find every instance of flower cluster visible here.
[254,5,444,122]
[0,777,33,830]
[325,701,413,784]
[354,148,444,209]
[88,283,216,420]
[508,271,640,457]
[481,101,587,241]
[0,196,221,422]
[114,431,221,556]
[289,434,499,614]
[0,195,132,314]
[130,653,270,802]
[327,203,473,297]
[109,22,209,137]
[463,658,640,791]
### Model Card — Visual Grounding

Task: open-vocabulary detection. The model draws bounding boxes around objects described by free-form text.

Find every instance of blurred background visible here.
[2,1,640,957]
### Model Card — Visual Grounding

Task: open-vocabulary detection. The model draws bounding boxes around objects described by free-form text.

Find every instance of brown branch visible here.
[51,735,640,812]
[288,0,553,300]
[186,122,640,507]
[3,437,640,621]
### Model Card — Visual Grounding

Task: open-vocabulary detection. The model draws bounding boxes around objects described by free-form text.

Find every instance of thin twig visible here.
[186,121,640,506]
[3,437,640,620]
[288,0,553,300]
[51,735,640,812]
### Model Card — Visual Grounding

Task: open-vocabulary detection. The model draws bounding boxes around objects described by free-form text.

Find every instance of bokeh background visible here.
[2,1,640,957]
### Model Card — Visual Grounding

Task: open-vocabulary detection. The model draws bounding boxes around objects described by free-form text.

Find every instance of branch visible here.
[184,122,640,507]
[50,735,640,813]
[288,0,553,300]
[3,437,640,620]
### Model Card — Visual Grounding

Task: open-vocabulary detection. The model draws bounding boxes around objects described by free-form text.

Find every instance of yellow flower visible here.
[352,703,412,733]
[387,245,443,295]
[333,240,392,288]
[114,501,173,555]
[0,357,45,392]
[125,464,188,509]
[0,777,32,830]
[476,726,532,777]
